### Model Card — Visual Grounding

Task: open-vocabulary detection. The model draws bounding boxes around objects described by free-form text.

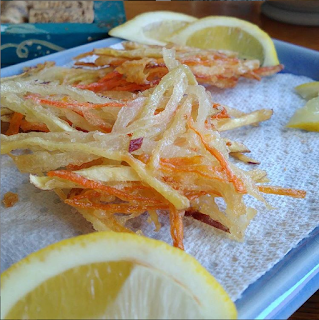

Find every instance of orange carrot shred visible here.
[258,186,306,198]
[65,198,169,214]
[68,190,102,201]
[25,93,125,109]
[76,71,124,92]
[98,71,122,83]
[47,170,162,204]
[20,120,49,133]
[211,104,230,119]
[5,112,24,136]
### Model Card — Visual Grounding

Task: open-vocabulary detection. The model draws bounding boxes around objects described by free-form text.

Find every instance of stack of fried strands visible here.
[1,48,304,249]
[73,41,284,91]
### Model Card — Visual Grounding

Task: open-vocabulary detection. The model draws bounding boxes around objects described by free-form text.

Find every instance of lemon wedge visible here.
[169,16,279,66]
[1,232,237,319]
[287,97,319,132]
[109,11,197,45]
[295,81,319,100]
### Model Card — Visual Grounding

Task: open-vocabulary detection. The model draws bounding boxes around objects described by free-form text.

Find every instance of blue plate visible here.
[1,37,319,319]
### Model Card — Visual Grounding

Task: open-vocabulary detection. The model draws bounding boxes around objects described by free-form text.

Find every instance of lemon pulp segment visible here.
[6,261,133,319]
[6,261,205,319]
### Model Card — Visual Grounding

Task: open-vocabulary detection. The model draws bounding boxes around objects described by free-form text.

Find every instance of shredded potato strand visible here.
[188,117,246,193]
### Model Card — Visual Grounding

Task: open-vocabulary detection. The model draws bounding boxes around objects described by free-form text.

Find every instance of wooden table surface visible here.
[124,2,319,320]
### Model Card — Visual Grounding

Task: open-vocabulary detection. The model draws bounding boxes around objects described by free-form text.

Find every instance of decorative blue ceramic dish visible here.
[0,1,125,67]
[1,37,318,319]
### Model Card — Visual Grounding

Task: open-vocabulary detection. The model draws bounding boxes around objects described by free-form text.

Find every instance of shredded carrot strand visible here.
[47,170,162,203]
[188,117,247,193]
[98,78,128,91]
[25,94,125,109]
[169,207,185,250]
[65,198,169,213]
[211,104,230,119]
[258,186,306,198]
[20,119,49,133]
[76,71,151,93]
[69,190,101,201]
[68,188,83,198]
[98,71,122,83]
[5,112,24,136]
[76,72,125,92]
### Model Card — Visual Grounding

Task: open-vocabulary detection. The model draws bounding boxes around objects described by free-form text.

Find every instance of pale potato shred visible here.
[1,43,305,249]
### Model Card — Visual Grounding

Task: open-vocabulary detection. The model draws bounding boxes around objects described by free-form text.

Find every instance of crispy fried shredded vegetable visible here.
[73,42,284,90]
[0,45,304,249]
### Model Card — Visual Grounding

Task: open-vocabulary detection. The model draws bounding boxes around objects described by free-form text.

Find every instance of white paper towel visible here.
[1,73,318,301]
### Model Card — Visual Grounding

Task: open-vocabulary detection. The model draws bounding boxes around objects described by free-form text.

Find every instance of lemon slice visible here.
[109,11,197,45]
[1,232,237,319]
[170,16,279,66]
[287,97,319,132]
[295,81,319,100]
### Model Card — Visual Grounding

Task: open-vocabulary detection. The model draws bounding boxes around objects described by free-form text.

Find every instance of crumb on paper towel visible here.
[2,192,19,208]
